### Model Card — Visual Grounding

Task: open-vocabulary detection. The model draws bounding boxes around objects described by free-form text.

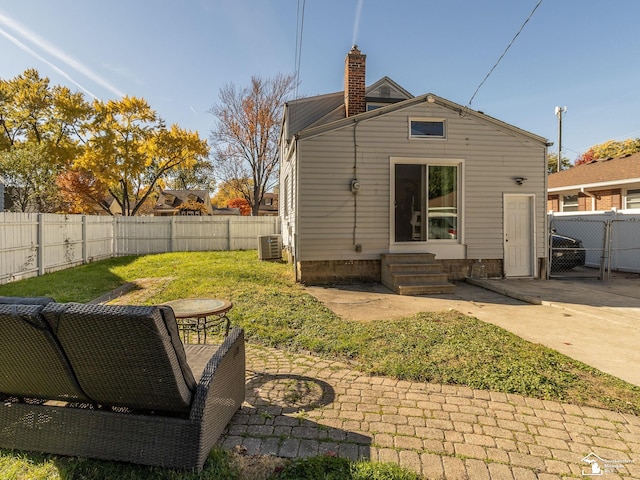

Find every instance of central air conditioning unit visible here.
[258,235,282,261]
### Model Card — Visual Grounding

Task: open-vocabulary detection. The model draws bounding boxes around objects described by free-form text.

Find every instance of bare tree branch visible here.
[209,73,295,215]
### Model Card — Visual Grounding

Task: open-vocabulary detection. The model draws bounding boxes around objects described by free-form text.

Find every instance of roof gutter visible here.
[549,177,640,193]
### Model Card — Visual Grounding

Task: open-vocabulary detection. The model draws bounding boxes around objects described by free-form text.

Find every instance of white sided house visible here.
[279,46,550,294]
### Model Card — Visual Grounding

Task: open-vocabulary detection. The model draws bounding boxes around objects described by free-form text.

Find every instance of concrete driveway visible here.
[306,274,640,387]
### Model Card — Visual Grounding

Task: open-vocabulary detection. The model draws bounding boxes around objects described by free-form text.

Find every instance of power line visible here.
[466,0,543,109]
[294,0,306,101]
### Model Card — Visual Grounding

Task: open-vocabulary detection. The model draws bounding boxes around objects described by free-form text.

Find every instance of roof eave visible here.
[549,177,640,192]
[295,93,548,145]
[296,95,429,140]
[432,95,548,145]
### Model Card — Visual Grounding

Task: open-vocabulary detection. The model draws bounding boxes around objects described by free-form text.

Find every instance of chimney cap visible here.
[349,45,361,54]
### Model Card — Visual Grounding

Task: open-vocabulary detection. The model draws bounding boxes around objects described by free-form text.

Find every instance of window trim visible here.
[409,117,447,140]
[283,176,289,218]
[389,157,464,246]
[561,194,579,212]
[625,188,640,209]
[366,102,387,111]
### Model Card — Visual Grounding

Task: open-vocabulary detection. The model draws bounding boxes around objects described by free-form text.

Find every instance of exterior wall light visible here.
[514,177,527,185]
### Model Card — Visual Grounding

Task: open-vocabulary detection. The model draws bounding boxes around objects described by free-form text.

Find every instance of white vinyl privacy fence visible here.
[0,213,280,284]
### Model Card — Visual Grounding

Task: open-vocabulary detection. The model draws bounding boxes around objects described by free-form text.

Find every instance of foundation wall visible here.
[296,260,380,285]
[443,259,503,280]
[295,258,526,285]
[296,258,546,285]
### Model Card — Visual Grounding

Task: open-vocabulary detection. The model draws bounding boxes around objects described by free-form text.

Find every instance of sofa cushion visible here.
[183,344,220,384]
[0,296,55,306]
[0,304,89,402]
[42,303,197,413]
[158,306,197,388]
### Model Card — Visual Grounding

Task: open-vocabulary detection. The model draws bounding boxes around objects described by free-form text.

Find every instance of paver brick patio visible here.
[218,344,640,478]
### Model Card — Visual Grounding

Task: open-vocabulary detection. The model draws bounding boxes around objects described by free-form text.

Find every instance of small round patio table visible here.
[163,298,232,344]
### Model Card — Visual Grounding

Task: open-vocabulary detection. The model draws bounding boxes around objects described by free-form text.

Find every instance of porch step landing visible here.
[381,253,455,296]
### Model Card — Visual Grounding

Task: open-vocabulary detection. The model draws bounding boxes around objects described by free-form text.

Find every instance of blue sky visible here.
[1,0,639,162]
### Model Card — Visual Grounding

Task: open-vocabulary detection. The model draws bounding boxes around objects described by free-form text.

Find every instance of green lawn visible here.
[1,250,639,414]
[1,250,639,479]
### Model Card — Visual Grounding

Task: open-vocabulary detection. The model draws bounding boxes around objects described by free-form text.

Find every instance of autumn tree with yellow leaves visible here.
[211,178,247,208]
[0,69,91,211]
[1,69,211,215]
[575,138,640,166]
[75,96,209,216]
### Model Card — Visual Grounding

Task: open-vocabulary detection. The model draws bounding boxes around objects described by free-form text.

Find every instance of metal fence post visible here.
[599,221,610,281]
[546,214,553,280]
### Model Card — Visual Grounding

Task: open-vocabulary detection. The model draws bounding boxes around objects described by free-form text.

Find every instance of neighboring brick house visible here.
[548,152,640,212]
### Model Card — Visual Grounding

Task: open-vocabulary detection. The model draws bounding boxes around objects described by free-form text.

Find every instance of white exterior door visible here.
[504,194,534,277]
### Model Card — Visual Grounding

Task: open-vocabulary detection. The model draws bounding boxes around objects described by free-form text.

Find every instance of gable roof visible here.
[366,76,413,101]
[548,152,640,191]
[283,76,413,141]
[154,189,213,214]
[295,92,548,146]
[284,91,344,141]
[157,189,210,204]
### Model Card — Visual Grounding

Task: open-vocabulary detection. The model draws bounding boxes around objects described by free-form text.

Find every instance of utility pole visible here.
[555,106,566,172]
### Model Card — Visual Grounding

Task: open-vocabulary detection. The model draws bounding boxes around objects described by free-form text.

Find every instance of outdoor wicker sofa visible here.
[0,296,245,471]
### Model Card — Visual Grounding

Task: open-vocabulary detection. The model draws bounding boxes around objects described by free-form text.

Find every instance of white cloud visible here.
[0,10,125,98]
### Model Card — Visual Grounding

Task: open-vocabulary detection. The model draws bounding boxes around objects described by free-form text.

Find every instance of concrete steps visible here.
[381,253,455,295]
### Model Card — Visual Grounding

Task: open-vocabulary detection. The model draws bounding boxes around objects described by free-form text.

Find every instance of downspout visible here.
[294,135,301,282]
[581,187,596,211]
[352,120,358,248]
[544,141,553,279]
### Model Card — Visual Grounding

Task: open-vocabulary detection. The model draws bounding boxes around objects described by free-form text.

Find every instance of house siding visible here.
[280,141,297,256]
[294,102,546,266]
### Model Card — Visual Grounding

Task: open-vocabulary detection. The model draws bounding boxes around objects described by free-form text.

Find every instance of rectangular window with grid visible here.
[626,189,640,209]
[562,194,579,212]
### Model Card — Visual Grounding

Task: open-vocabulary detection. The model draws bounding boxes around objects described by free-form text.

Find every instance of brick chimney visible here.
[344,45,366,117]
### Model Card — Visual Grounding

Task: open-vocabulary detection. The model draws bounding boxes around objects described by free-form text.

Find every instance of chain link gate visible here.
[548,217,607,279]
